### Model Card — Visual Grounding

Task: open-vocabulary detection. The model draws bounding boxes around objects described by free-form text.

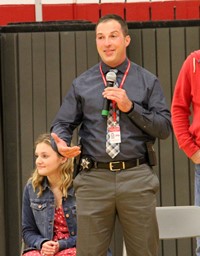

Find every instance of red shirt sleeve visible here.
[171,53,200,158]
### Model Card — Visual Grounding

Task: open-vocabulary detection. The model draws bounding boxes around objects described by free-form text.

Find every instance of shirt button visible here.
[66,214,69,218]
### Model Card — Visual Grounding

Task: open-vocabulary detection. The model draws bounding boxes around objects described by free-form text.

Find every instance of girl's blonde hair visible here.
[29,133,74,197]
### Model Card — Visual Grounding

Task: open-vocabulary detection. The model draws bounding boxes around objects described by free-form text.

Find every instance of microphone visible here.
[101,71,117,116]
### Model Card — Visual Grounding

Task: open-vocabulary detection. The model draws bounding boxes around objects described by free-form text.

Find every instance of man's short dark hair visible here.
[95,14,129,36]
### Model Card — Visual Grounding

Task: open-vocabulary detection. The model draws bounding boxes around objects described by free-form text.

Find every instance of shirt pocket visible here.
[30,202,48,225]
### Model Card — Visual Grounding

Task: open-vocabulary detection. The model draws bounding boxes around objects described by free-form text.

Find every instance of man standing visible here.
[171,50,200,256]
[51,14,171,256]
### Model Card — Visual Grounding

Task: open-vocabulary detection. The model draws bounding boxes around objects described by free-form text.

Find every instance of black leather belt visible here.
[93,157,147,171]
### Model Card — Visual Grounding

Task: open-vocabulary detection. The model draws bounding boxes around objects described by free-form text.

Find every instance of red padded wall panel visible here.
[100,3,125,18]
[125,3,151,21]
[74,4,100,22]
[175,1,200,19]
[42,4,74,21]
[151,1,176,20]
[0,5,35,25]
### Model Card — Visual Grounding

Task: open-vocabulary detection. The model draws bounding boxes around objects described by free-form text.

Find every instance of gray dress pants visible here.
[73,163,159,256]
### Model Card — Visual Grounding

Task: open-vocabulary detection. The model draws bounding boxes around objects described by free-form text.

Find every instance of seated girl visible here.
[22,133,76,256]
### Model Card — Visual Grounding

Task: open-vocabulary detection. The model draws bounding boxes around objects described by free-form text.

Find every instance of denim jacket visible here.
[22,178,77,253]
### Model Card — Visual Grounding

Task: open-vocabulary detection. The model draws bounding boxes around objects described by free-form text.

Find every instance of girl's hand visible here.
[41,240,59,255]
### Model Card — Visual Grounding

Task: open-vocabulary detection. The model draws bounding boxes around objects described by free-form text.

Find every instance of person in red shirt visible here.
[171,50,200,256]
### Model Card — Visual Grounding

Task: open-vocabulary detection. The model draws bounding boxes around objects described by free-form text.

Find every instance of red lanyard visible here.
[100,59,131,122]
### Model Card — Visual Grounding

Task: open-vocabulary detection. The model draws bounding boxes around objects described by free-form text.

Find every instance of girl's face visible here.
[35,142,64,178]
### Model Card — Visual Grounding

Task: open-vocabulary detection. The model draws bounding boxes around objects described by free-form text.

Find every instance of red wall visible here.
[0,1,199,26]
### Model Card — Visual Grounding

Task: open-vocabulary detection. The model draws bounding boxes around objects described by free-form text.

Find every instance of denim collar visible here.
[42,177,74,197]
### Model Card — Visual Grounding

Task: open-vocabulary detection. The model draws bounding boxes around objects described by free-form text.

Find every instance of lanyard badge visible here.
[108,124,121,144]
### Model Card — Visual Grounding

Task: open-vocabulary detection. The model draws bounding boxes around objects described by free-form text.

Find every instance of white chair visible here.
[156,206,200,239]
[123,206,200,255]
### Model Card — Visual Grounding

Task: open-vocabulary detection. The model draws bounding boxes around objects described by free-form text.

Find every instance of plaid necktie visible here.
[106,70,120,158]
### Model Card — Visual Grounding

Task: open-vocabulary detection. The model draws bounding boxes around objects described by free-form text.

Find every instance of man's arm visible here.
[51,133,81,158]
[103,79,172,140]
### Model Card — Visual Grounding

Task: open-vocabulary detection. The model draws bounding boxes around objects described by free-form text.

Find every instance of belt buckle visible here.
[109,161,125,171]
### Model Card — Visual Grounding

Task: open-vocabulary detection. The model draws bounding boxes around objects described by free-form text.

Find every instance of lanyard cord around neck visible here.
[99,59,131,89]
[99,59,131,121]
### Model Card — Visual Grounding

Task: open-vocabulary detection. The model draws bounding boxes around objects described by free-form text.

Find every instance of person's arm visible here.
[22,184,49,250]
[57,236,77,250]
[171,55,200,159]
[127,78,171,139]
[191,150,200,164]
[39,237,76,255]
[51,133,81,158]
[50,82,82,158]
[103,78,171,139]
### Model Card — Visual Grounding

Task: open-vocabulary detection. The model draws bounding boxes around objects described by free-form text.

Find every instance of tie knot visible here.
[109,69,119,87]
[109,69,118,74]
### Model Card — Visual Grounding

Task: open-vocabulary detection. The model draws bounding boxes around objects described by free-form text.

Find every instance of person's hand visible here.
[51,133,81,158]
[191,150,200,164]
[41,240,59,256]
[102,87,133,113]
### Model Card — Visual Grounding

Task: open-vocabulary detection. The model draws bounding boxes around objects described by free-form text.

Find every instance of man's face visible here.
[96,19,131,67]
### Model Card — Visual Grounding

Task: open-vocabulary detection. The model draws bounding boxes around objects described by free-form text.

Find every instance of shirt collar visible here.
[101,58,129,74]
